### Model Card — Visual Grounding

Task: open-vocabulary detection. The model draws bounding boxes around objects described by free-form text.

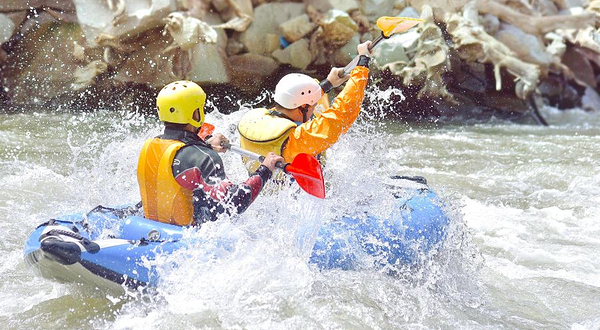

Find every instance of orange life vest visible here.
[137,138,194,226]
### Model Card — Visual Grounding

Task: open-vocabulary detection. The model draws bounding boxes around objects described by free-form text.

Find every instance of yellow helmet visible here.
[156,81,206,128]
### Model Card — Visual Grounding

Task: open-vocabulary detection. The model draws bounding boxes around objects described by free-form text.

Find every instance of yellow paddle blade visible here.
[376,16,425,37]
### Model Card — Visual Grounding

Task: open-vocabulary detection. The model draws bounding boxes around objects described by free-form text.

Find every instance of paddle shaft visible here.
[224,143,286,170]
[338,33,384,78]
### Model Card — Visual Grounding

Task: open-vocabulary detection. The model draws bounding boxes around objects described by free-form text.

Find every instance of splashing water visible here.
[1,89,599,329]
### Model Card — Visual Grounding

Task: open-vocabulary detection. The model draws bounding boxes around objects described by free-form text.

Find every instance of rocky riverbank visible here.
[0,0,598,121]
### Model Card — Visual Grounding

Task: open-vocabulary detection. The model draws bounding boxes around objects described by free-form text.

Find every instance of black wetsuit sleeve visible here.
[172,144,270,224]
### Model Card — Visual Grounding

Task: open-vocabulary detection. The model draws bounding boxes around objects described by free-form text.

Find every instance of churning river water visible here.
[0,95,598,329]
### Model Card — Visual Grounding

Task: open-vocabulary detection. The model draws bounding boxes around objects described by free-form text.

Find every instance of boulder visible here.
[239,2,305,55]
[72,60,108,90]
[361,0,396,21]
[476,0,596,35]
[445,4,541,99]
[188,42,231,84]
[371,34,409,68]
[272,38,312,70]
[332,33,359,66]
[305,0,360,13]
[187,12,231,84]
[3,22,89,104]
[228,53,279,93]
[214,0,253,23]
[162,12,218,53]
[480,13,500,35]
[0,14,16,45]
[384,6,452,100]
[226,36,246,56]
[280,14,315,43]
[581,86,600,111]
[73,0,175,47]
[0,0,75,11]
[562,45,597,88]
[320,9,358,48]
[112,31,181,88]
[495,23,552,67]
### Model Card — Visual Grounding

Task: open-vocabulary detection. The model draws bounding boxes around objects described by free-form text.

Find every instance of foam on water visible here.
[1,93,599,329]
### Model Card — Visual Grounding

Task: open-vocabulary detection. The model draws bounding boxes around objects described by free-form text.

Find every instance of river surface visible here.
[0,97,599,329]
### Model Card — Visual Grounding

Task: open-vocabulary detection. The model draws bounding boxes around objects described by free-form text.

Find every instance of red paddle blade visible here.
[197,122,215,140]
[285,153,325,199]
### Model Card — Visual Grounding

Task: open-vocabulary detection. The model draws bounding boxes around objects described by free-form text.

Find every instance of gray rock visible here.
[229,53,279,93]
[280,14,315,43]
[0,14,15,44]
[333,34,359,66]
[73,0,174,46]
[0,0,75,11]
[581,86,600,111]
[495,23,552,66]
[240,2,305,55]
[361,0,396,21]
[372,34,409,68]
[320,9,358,48]
[305,0,360,13]
[272,38,312,70]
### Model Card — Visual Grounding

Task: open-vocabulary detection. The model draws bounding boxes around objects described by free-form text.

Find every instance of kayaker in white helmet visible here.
[237,40,372,173]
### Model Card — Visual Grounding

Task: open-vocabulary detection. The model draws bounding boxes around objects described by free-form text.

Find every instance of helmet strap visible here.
[299,105,309,123]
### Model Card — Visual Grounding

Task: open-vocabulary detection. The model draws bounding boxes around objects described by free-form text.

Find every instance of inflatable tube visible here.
[24,178,450,292]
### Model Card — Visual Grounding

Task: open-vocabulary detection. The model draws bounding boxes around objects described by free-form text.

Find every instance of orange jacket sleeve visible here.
[282,66,369,162]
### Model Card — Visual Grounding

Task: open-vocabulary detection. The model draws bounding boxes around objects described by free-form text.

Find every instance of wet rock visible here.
[72,59,108,90]
[228,53,278,93]
[573,27,600,54]
[581,86,600,111]
[360,0,396,21]
[306,0,360,13]
[480,13,499,35]
[371,34,409,68]
[320,9,358,48]
[3,22,87,104]
[162,12,218,53]
[332,33,359,66]
[264,33,281,54]
[0,14,15,45]
[545,32,567,58]
[226,37,245,56]
[73,0,173,47]
[214,0,253,23]
[239,2,304,55]
[272,38,312,70]
[280,14,315,43]
[187,13,231,84]
[0,0,75,11]
[562,45,597,88]
[446,3,540,99]
[112,31,182,87]
[384,6,451,100]
[495,23,552,67]
[188,42,231,84]
[476,0,596,35]
[560,83,581,108]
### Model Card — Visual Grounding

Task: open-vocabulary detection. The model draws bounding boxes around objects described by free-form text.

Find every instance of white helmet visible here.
[274,73,322,109]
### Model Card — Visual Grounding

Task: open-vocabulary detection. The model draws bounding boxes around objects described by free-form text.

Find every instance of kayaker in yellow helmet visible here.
[137,81,283,226]
[237,41,372,173]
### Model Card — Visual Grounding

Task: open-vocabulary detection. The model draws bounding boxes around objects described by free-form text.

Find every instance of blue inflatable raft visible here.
[24,177,450,292]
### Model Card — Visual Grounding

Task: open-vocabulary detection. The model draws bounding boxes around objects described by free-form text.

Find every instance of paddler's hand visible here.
[327,67,350,88]
[357,40,372,56]
[207,133,229,153]
[261,152,284,172]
